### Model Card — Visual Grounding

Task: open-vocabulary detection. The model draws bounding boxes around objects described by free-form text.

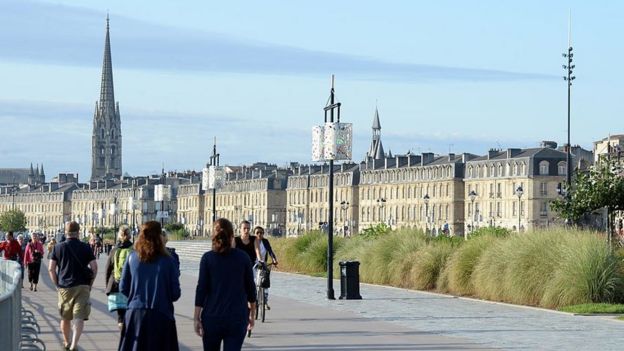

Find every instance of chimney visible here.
[384,157,388,169]
[487,149,499,159]
[448,153,455,162]
[421,153,434,166]
[506,148,522,158]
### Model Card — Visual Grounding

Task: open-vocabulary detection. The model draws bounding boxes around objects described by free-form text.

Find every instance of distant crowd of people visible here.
[2,217,278,351]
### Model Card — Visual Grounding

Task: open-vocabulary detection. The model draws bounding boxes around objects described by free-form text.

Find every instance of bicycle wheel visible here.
[261,292,266,323]
[255,288,263,320]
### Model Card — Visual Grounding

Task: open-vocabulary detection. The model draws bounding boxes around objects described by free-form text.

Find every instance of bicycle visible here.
[253,261,274,323]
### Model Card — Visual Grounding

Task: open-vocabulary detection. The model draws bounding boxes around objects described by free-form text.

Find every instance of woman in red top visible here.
[0,231,23,261]
[24,233,45,291]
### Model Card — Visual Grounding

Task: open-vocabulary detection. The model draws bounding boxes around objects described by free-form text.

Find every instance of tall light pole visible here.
[322,76,342,300]
[376,198,386,225]
[468,190,477,240]
[209,137,220,224]
[515,185,524,232]
[340,201,349,237]
[423,194,430,234]
[562,15,576,189]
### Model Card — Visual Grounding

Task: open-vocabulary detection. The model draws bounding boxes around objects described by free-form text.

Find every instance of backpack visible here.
[259,268,271,288]
[113,247,133,281]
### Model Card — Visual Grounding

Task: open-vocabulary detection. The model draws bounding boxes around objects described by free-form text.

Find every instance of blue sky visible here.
[0,0,621,179]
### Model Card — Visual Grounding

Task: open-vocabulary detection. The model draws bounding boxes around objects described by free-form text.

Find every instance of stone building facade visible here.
[358,153,471,235]
[285,163,359,237]
[463,144,570,232]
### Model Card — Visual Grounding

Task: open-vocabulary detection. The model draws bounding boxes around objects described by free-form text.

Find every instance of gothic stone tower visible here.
[91,16,122,181]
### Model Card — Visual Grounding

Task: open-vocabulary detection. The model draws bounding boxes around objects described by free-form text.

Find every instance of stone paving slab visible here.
[23,254,483,350]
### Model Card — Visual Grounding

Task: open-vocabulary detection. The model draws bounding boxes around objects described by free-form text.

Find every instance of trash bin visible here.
[339,261,362,300]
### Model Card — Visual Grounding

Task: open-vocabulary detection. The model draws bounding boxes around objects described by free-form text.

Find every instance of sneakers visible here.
[118,322,124,330]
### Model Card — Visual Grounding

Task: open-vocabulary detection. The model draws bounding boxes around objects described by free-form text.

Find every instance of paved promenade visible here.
[21,252,624,350]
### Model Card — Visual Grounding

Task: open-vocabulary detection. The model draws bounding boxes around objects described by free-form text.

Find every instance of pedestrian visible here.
[105,225,133,330]
[48,221,97,351]
[194,218,257,351]
[47,238,57,259]
[253,226,278,310]
[161,229,180,274]
[0,231,23,262]
[24,233,44,291]
[234,220,258,263]
[119,221,181,351]
[16,234,26,287]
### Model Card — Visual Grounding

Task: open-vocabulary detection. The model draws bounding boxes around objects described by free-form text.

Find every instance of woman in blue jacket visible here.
[194,218,257,351]
[119,221,181,351]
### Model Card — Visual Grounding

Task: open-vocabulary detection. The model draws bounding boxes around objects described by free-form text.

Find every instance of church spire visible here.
[99,14,115,114]
[366,106,385,160]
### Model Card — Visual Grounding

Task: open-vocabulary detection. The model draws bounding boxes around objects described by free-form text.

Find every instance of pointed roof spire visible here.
[35,164,40,177]
[372,106,381,130]
[99,15,115,113]
[29,163,34,176]
[40,163,45,176]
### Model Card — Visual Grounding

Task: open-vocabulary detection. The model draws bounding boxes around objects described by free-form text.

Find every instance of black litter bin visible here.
[339,261,362,300]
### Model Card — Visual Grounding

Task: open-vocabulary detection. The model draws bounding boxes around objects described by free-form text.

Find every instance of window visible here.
[539,161,549,175]
[558,161,567,176]
[540,182,547,196]
[540,202,548,216]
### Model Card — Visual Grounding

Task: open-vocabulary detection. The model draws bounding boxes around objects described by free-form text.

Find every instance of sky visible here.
[0,0,622,179]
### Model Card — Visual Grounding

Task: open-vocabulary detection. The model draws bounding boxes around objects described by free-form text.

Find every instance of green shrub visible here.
[470,226,511,238]
[359,223,391,240]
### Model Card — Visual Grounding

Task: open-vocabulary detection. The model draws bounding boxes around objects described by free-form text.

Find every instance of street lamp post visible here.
[423,194,430,234]
[376,198,386,224]
[515,186,524,232]
[340,201,349,237]
[209,137,220,224]
[468,190,477,240]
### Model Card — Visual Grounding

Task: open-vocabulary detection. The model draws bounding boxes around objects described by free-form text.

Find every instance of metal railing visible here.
[0,259,45,350]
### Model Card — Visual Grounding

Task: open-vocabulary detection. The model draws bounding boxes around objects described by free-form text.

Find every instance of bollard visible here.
[339,261,362,300]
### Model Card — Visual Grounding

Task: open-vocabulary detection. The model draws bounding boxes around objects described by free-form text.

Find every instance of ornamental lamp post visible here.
[311,75,352,300]
[468,190,478,240]
[423,194,430,234]
[515,185,524,232]
[376,198,386,225]
[340,201,349,237]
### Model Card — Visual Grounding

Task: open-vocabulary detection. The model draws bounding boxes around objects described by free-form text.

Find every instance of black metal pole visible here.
[161,199,164,226]
[518,196,521,232]
[327,77,335,300]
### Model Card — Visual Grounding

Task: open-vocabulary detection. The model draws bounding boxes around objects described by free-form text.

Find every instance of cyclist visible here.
[253,226,278,310]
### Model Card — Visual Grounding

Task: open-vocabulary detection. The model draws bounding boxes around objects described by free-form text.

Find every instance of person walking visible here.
[24,233,44,291]
[194,218,257,351]
[47,238,57,259]
[118,221,181,351]
[17,234,26,287]
[105,225,133,330]
[253,226,278,310]
[234,220,258,263]
[0,231,23,262]
[48,221,97,351]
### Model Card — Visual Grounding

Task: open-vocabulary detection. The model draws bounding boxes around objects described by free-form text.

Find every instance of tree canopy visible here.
[0,209,28,232]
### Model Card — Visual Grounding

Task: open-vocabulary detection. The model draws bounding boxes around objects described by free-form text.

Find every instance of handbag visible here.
[107,292,128,312]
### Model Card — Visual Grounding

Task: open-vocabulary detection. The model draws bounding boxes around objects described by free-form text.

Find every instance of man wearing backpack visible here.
[105,225,133,330]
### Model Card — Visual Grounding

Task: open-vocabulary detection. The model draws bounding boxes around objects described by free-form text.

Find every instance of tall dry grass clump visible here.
[445,235,499,296]
[541,231,624,308]
[410,241,455,290]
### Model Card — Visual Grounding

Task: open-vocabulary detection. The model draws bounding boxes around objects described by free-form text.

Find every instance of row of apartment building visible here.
[3,135,614,237]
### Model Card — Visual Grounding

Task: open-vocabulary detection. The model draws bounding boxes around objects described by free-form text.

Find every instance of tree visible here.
[0,209,28,232]
[552,158,624,243]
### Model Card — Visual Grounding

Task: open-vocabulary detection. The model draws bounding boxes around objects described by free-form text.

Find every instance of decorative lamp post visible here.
[311,75,352,300]
[468,190,477,240]
[376,198,386,224]
[515,185,524,232]
[423,194,430,234]
[340,201,349,237]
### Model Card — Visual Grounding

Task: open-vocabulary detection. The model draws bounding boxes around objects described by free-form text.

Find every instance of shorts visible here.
[58,285,91,320]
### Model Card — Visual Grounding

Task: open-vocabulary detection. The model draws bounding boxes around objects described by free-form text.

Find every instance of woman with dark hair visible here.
[253,226,278,310]
[194,218,257,351]
[119,221,181,351]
